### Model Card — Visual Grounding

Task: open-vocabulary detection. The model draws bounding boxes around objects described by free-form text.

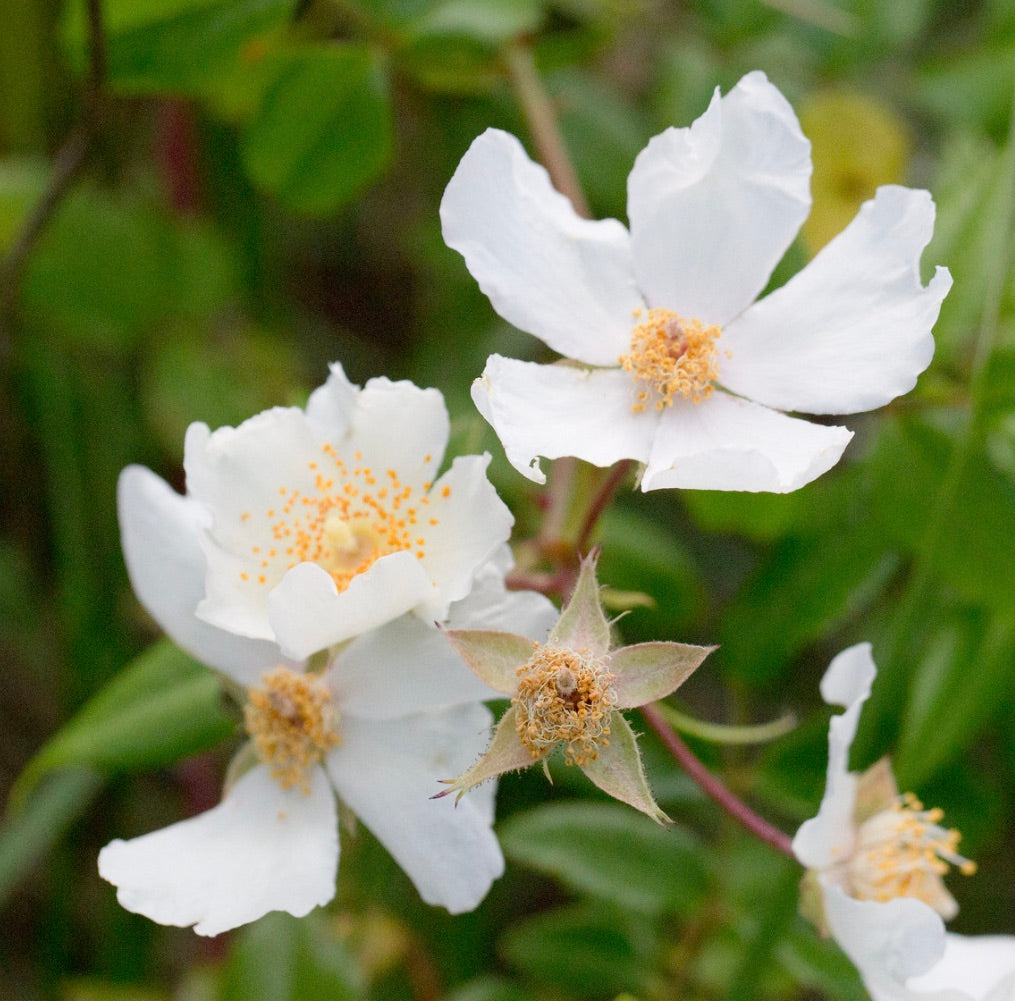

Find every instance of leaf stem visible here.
[641,703,796,859]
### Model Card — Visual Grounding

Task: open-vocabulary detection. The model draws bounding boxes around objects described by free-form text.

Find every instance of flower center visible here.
[244,666,341,792]
[618,308,720,413]
[238,445,442,592]
[846,793,976,916]
[512,647,617,766]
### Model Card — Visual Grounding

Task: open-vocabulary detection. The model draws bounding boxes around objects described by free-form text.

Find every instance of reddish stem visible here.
[641,703,796,859]
[576,460,634,554]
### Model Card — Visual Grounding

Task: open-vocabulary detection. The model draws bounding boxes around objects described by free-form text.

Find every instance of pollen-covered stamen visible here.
[846,792,976,916]
[619,308,721,413]
[244,667,341,793]
[237,446,441,592]
[513,647,617,767]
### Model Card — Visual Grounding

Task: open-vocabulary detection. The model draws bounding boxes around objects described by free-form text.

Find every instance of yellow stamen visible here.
[847,792,976,917]
[244,667,341,793]
[619,308,720,413]
[513,647,617,767]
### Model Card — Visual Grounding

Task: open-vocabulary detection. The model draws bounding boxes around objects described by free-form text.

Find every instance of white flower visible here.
[129,362,513,661]
[102,425,557,935]
[440,71,951,493]
[793,644,1015,999]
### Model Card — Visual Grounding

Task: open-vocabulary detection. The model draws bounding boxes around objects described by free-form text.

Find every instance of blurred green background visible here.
[2,1,1015,998]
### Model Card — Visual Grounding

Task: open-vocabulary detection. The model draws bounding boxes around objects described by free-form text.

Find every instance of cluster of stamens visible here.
[237,444,445,592]
[244,667,341,793]
[618,308,720,413]
[846,793,976,916]
[512,647,617,766]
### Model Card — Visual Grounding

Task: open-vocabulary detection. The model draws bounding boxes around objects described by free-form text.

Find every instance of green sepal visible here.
[549,552,611,657]
[437,706,535,801]
[608,641,715,709]
[441,628,537,694]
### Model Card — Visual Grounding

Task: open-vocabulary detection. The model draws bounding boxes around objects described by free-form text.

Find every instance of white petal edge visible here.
[441,128,642,366]
[268,552,431,661]
[905,933,1015,999]
[793,643,877,870]
[821,883,948,988]
[720,185,951,414]
[641,391,852,493]
[327,704,503,913]
[118,465,294,687]
[627,70,812,327]
[413,454,513,620]
[98,765,337,937]
[472,355,656,484]
[329,562,556,720]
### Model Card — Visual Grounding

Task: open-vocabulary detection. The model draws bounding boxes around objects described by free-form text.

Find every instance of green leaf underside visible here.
[10,640,233,809]
[500,801,708,915]
[608,641,715,709]
[441,628,536,693]
[581,712,669,825]
[548,554,611,656]
[445,706,534,798]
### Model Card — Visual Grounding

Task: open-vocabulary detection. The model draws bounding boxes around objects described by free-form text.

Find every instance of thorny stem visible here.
[641,703,796,859]
[0,0,107,338]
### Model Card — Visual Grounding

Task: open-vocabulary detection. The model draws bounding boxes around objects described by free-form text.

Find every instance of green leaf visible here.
[719,528,898,685]
[220,912,365,1001]
[0,157,46,250]
[499,801,708,915]
[82,0,293,99]
[500,902,649,996]
[241,45,393,215]
[10,640,234,809]
[0,767,102,909]
[895,611,1015,787]
[444,978,529,1001]
[411,0,542,44]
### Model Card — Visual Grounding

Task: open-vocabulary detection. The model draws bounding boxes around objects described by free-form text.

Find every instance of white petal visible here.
[720,186,950,414]
[627,71,811,326]
[441,128,642,366]
[414,454,513,618]
[98,765,337,937]
[322,375,450,491]
[793,643,877,870]
[327,704,503,913]
[328,561,556,720]
[118,465,294,686]
[303,361,358,442]
[641,391,852,493]
[472,355,656,484]
[906,933,1015,998]
[268,553,430,661]
[821,884,947,987]
[186,409,325,640]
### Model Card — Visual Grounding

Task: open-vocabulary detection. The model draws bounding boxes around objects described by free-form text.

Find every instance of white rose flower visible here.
[100,399,557,935]
[441,71,951,493]
[794,644,1015,999]
[125,362,514,661]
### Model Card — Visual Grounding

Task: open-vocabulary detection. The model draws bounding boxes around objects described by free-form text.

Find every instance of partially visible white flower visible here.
[440,71,951,493]
[121,362,513,662]
[793,644,1015,1000]
[101,462,556,935]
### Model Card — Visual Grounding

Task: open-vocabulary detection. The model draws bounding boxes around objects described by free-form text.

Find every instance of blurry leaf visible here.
[81,0,292,99]
[596,503,704,641]
[23,190,238,349]
[397,36,502,94]
[0,767,102,908]
[776,920,867,1001]
[61,980,168,1001]
[11,641,234,809]
[0,157,45,249]
[500,902,649,996]
[867,418,1015,611]
[445,977,529,1001]
[895,611,1015,787]
[719,529,897,685]
[221,912,365,1001]
[499,801,709,915]
[411,0,542,44]
[242,45,392,214]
